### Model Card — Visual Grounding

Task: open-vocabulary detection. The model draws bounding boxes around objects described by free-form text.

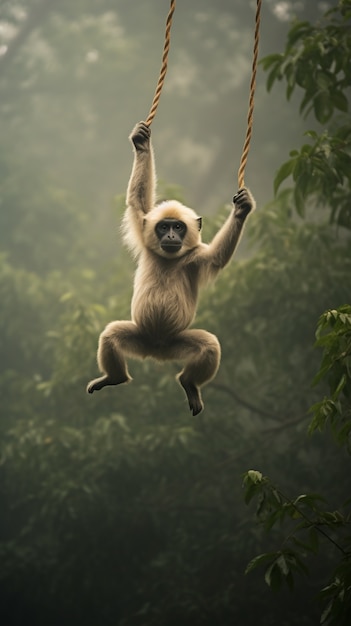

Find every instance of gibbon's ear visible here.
[197,217,202,231]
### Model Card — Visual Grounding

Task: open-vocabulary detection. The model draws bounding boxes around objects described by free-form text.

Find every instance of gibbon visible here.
[87,121,256,415]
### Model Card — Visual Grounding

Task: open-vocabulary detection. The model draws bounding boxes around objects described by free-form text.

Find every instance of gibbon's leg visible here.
[173,329,221,416]
[87,321,143,394]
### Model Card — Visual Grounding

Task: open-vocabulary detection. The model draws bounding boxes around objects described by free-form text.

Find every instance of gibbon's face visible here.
[143,201,202,259]
[155,218,187,254]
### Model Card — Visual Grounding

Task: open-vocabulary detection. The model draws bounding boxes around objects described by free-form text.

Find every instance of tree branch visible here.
[212,381,283,421]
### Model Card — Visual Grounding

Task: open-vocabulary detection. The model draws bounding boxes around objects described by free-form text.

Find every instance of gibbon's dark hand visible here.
[131,121,151,151]
[233,187,254,219]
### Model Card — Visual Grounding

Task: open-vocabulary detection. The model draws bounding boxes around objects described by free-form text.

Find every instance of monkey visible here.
[87,121,256,416]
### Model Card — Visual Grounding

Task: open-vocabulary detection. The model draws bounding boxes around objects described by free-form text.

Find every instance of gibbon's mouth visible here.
[161,243,182,254]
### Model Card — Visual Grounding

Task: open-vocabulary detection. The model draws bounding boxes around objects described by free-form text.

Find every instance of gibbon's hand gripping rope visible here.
[144,0,262,190]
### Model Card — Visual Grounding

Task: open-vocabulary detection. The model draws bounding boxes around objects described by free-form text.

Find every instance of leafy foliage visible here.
[309,306,351,444]
[261,2,351,122]
[243,468,351,625]
[273,127,351,224]
[262,1,351,226]
[243,3,351,625]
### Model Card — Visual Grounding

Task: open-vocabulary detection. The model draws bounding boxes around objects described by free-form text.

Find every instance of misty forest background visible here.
[0,0,351,625]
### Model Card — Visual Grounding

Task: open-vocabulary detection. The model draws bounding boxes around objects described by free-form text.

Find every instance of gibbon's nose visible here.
[167,228,176,239]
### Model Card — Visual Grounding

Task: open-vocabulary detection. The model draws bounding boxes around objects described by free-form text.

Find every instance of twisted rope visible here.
[145,0,176,126]
[237,0,262,189]
[144,0,261,184]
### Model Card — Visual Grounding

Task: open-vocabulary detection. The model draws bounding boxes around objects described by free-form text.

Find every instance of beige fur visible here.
[87,122,256,415]
[142,201,201,259]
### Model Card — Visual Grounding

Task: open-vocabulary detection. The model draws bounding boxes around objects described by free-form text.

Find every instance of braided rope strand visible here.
[237,0,262,189]
[145,0,176,126]
[144,0,260,183]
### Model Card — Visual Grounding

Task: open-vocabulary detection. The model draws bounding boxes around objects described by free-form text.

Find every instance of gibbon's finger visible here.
[233,188,246,204]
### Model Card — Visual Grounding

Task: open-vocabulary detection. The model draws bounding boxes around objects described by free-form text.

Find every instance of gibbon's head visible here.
[143,200,202,258]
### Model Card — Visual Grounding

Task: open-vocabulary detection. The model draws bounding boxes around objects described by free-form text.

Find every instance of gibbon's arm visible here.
[126,122,156,232]
[204,188,255,271]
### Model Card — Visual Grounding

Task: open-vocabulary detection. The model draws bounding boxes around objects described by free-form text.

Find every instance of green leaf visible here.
[264,508,285,531]
[274,159,296,195]
[244,481,258,505]
[332,374,346,399]
[261,54,284,91]
[245,552,277,575]
[276,554,289,576]
[304,130,318,140]
[315,70,333,90]
[266,66,282,92]
[332,90,349,112]
[313,91,334,123]
[292,554,309,576]
[299,89,314,116]
[293,493,326,508]
[336,420,351,444]
[260,53,283,71]
[291,536,317,554]
[293,182,305,217]
[287,21,312,48]
[265,562,282,591]
[320,600,333,624]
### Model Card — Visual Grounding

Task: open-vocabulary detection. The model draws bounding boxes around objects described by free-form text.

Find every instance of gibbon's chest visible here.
[131,255,199,334]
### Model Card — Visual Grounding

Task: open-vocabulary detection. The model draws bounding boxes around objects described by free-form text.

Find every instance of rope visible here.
[143,0,261,183]
[145,0,176,126]
[237,0,262,189]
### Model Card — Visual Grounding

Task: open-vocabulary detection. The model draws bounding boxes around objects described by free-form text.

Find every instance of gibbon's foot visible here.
[179,375,204,416]
[86,374,130,394]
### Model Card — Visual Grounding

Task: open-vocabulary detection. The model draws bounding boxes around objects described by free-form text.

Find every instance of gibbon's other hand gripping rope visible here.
[145,0,176,126]
[237,0,262,189]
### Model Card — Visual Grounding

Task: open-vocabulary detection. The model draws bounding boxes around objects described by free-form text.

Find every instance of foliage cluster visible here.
[262,1,351,226]
[241,3,351,624]
[243,303,351,624]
